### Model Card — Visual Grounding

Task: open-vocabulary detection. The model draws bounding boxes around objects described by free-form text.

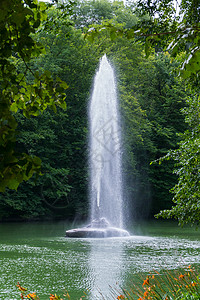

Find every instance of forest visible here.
[0,0,199,225]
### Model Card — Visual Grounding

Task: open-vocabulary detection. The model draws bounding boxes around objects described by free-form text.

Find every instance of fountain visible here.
[66,55,129,238]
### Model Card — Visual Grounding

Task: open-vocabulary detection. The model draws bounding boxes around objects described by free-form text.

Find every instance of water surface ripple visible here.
[0,222,200,299]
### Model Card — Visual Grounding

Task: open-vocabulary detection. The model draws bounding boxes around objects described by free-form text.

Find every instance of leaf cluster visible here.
[0,0,68,192]
[156,94,200,226]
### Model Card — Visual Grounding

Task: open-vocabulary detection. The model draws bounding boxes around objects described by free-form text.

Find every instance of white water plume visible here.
[89,54,123,228]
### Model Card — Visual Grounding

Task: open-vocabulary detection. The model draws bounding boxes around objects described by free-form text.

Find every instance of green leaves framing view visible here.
[0,0,199,226]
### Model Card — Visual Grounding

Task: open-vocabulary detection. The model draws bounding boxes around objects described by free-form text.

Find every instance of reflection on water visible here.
[124,235,200,272]
[88,238,125,299]
[85,235,200,299]
[0,222,200,299]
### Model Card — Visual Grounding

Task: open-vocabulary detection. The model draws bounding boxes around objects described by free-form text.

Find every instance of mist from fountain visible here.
[89,54,123,228]
[66,55,129,238]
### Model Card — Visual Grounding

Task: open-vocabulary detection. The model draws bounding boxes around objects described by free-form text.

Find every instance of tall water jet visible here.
[66,55,129,238]
[89,54,123,228]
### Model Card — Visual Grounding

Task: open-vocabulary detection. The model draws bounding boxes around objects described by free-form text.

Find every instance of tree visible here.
[85,16,187,221]
[113,49,187,220]
[64,0,191,222]
[85,0,200,224]
[85,0,200,83]
[0,0,68,192]
[156,93,200,226]
[0,6,100,220]
[135,0,200,225]
[1,0,194,223]
[72,0,138,29]
[135,0,200,84]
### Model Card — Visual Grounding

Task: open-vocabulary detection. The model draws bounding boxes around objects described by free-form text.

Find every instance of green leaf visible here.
[10,103,18,113]
[7,178,19,190]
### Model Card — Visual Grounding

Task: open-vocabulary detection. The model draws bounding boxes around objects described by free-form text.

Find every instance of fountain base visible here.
[66,227,129,238]
[65,218,130,238]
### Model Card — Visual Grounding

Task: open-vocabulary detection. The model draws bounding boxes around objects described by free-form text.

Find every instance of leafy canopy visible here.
[85,0,200,225]
[135,0,200,225]
[0,0,68,192]
[85,0,200,84]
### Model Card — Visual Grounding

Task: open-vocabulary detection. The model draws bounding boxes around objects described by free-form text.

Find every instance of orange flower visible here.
[26,292,37,299]
[192,282,197,287]
[143,291,148,298]
[143,278,150,286]
[17,282,27,292]
[138,298,143,300]
[179,274,184,279]
[117,295,125,299]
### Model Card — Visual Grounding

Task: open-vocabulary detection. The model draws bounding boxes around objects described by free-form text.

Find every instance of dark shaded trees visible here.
[113,49,187,220]
[135,0,200,225]
[85,0,200,225]
[0,7,99,220]
[0,0,67,192]
[0,0,192,223]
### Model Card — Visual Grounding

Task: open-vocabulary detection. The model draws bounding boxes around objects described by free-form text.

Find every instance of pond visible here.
[0,221,200,299]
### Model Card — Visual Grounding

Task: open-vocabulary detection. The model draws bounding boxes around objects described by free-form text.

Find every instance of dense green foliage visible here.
[156,94,200,225]
[85,0,200,83]
[134,0,200,225]
[0,7,99,220]
[0,0,68,192]
[135,0,200,83]
[0,0,196,223]
[85,0,200,225]
[114,51,187,219]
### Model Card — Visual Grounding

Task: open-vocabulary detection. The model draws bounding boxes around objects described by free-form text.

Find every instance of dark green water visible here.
[0,221,200,300]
